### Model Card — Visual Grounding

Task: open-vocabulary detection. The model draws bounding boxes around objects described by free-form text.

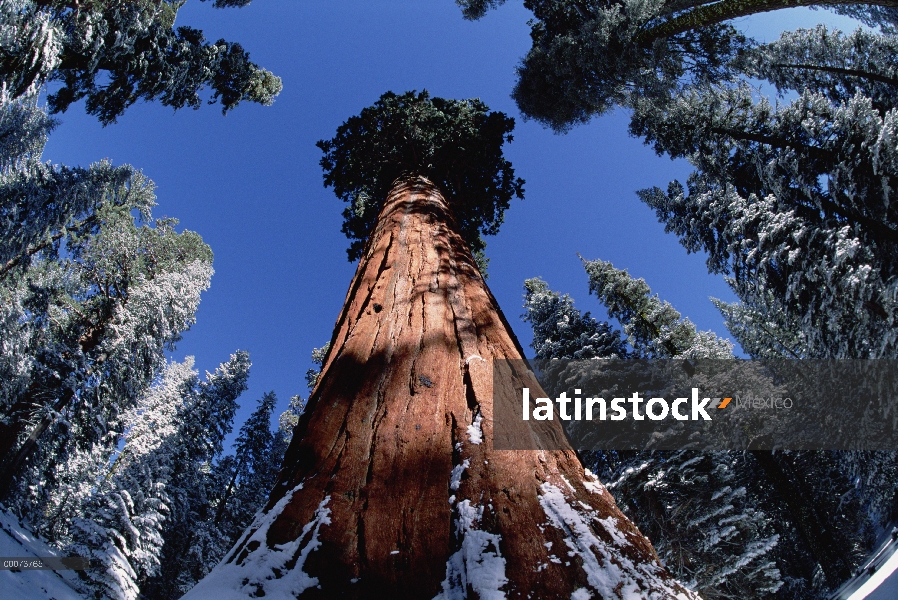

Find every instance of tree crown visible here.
[317,90,524,261]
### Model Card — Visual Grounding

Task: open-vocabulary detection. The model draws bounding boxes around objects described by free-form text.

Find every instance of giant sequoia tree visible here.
[185,91,696,599]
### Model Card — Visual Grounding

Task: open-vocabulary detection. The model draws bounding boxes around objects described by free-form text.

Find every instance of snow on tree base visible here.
[435,498,508,600]
[538,482,696,600]
[182,484,330,600]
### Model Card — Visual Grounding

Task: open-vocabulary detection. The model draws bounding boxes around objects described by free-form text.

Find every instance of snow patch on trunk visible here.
[182,484,331,600]
[467,413,483,445]
[450,459,470,493]
[434,499,508,600]
[582,469,609,496]
[538,483,696,600]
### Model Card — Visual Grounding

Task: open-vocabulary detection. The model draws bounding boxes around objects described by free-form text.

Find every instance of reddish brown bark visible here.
[186,177,696,599]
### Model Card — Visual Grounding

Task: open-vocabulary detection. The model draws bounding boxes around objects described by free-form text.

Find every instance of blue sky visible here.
[41,1,861,437]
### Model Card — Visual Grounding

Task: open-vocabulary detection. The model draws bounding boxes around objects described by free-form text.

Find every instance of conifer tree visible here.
[0,33,218,502]
[582,258,733,359]
[0,185,214,504]
[632,76,897,358]
[213,392,284,537]
[0,3,281,595]
[585,259,876,590]
[0,0,62,99]
[527,262,881,596]
[459,4,898,360]
[713,287,898,558]
[466,9,897,574]
[67,359,197,600]
[0,90,147,284]
[742,25,898,111]
[185,90,695,599]
[142,386,290,600]
[139,351,250,599]
[522,277,625,360]
[277,394,306,445]
[304,343,330,391]
[67,353,251,600]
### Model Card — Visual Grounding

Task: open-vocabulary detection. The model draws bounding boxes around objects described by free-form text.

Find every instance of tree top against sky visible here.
[317,90,524,261]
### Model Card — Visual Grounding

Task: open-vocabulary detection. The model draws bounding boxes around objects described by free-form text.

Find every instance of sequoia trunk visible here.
[186,177,696,599]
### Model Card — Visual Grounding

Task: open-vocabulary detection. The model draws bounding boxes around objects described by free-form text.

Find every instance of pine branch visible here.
[638,0,898,43]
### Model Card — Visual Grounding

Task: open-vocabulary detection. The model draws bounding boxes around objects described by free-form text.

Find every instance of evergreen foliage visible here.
[609,450,784,598]
[67,359,197,600]
[522,264,891,596]
[582,257,733,358]
[743,25,898,111]
[518,0,751,131]
[0,179,214,508]
[0,2,288,597]
[522,276,625,359]
[67,354,253,600]
[277,394,306,445]
[140,352,251,600]
[317,90,524,261]
[458,3,898,362]
[304,342,330,391]
[212,391,283,540]
[459,1,897,131]
[632,84,897,358]
[0,0,281,125]
[0,0,63,99]
[711,296,808,359]
[0,92,151,279]
[456,0,506,20]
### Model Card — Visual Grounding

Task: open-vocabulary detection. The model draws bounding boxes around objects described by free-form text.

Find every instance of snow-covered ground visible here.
[0,509,84,600]
[2,501,898,600]
[842,550,898,600]
[836,528,898,600]
[858,555,898,600]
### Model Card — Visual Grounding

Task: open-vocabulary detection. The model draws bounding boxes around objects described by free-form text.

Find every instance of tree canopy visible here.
[459,0,898,131]
[0,3,295,598]
[630,29,898,358]
[317,90,524,261]
[458,1,898,359]
[1,0,281,125]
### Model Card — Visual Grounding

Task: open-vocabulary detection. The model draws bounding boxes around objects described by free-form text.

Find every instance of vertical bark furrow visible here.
[329,228,395,369]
